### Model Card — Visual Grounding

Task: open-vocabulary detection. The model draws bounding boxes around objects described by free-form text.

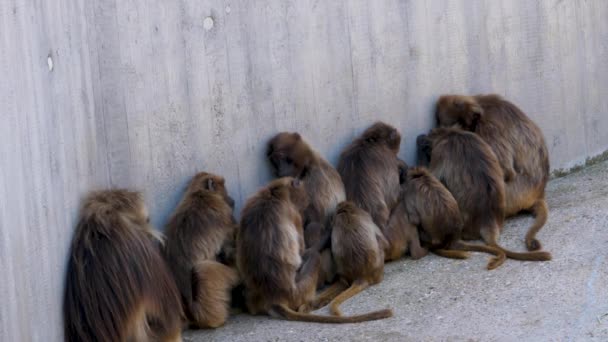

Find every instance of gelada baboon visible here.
[164,172,240,329]
[417,128,551,267]
[337,122,402,254]
[326,201,393,319]
[435,94,550,251]
[64,190,183,342]
[381,159,428,261]
[402,166,507,266]
[237,177,389,323]
[267,132,345,285]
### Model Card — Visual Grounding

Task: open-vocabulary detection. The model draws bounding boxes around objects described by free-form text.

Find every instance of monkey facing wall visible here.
[63,190,183,342]
[417,128,551,268]
[435,94,550,251]
[164,172,240,329]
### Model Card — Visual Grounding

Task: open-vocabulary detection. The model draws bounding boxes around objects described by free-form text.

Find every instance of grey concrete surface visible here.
[2,1,608,340]
[186,161,608,342]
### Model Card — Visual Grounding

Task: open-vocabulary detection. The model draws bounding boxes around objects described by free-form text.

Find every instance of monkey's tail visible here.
[490,244,552,262]
[451,240,507,270]
[525,198,548,251]
[271,304,392,324]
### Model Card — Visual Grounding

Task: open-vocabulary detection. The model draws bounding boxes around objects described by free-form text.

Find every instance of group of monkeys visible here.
[64,94,552,341]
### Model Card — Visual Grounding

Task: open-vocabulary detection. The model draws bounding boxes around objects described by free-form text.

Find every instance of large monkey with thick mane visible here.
[64,190,183,342]
[435,94,550,251]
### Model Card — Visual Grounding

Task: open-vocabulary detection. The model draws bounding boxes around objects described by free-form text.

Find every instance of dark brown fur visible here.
[337,122,402,259]
[402,167,502,263]
[164,172,240,329]
[325,202,393,319]
[417,128,551,268]
[237,177,389,323]
[436,94,550,251]
[267,132,344,285]
[63,190,183,342]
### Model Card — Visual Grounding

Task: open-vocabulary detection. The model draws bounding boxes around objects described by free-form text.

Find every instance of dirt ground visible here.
[185,161,608,341]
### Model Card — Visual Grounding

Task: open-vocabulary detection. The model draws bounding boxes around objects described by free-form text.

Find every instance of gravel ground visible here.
[186,161,608,342]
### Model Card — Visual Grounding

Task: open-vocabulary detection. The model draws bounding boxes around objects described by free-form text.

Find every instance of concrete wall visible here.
[1,0,607,340]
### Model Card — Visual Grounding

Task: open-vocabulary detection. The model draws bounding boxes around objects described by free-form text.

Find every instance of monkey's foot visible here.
[526,238,542,251]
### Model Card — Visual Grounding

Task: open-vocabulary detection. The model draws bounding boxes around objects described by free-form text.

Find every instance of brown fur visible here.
[63,190,183,342]
[325,202,393,319]
[417,128,551,268]
[164,172,239,329]
[237,177,389,323]
[436,94,550,251]
[337,122,402,258]
[267,132,345,285]
[402,167,502,263]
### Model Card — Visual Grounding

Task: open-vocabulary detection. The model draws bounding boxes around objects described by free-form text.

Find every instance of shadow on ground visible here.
[186,161,608,341]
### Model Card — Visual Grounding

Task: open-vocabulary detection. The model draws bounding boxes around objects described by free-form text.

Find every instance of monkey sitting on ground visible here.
[337,122,402,256]
[267,132,345,285]
[237,177,390,323]
[324,201,393,318]
[402,166,508,265]
[417,128,551,268]
[164,172,240,329]
[435,94,550,252]
[63,190,183,342]
[381,159,428,261]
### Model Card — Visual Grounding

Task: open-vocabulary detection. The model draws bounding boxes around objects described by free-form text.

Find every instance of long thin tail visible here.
[526,199,548,251]
[329,280,369,316]
[300,281,347,313]
[491,244,552,261]
[272,304,392,324]
[452,240,506,270]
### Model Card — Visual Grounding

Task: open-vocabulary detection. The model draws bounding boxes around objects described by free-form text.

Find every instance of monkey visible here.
[416,128,551,268]
[237,177,390,323]
[164,172,240,329]
[325,201,394,319]
[267,132,345,285]
[337,122,402,256]
[63,190,183,342]
[435,94,550,251]
[380,158,428,261]
[402,166,512,265]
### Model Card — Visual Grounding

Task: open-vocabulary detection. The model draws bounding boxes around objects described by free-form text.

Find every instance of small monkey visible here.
[237,177,389,323]
[417,128,551,268]
[267,132,345,285]
[327,201,393,319]
[164,172,240,329]
[435,94,550,251]
[63,190,183,342]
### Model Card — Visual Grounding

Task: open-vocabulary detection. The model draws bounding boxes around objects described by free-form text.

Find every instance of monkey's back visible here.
[429,129,505,238]
[237,197,302,312]
[64,212,182,342]
[331,208,384,284]
[305,157,346,224]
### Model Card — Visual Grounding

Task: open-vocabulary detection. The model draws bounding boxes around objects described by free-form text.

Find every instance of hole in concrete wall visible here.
[203,16,214,31]
[47,53,54,72]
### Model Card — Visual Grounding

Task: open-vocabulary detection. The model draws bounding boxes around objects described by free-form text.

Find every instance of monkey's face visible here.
[416,134,432,167]
[435,95,483,131]
[362,122,401,154]
[267,132,309,178]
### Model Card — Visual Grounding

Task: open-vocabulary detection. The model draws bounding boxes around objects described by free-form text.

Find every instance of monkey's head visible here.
[361,122,401,154]
[402,166,429,185]
[266,132,313,178]
[189,172,235,210]
[81,189,150,230]
[435,95,483,131]
[416,134,433,167]
[268,177,310,212]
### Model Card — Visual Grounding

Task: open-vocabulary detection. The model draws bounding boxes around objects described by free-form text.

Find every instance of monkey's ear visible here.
[205,178,215,191]
[293,132,301,140]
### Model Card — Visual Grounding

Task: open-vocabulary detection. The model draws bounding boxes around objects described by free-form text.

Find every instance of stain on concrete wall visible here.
[1,0,607,340]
